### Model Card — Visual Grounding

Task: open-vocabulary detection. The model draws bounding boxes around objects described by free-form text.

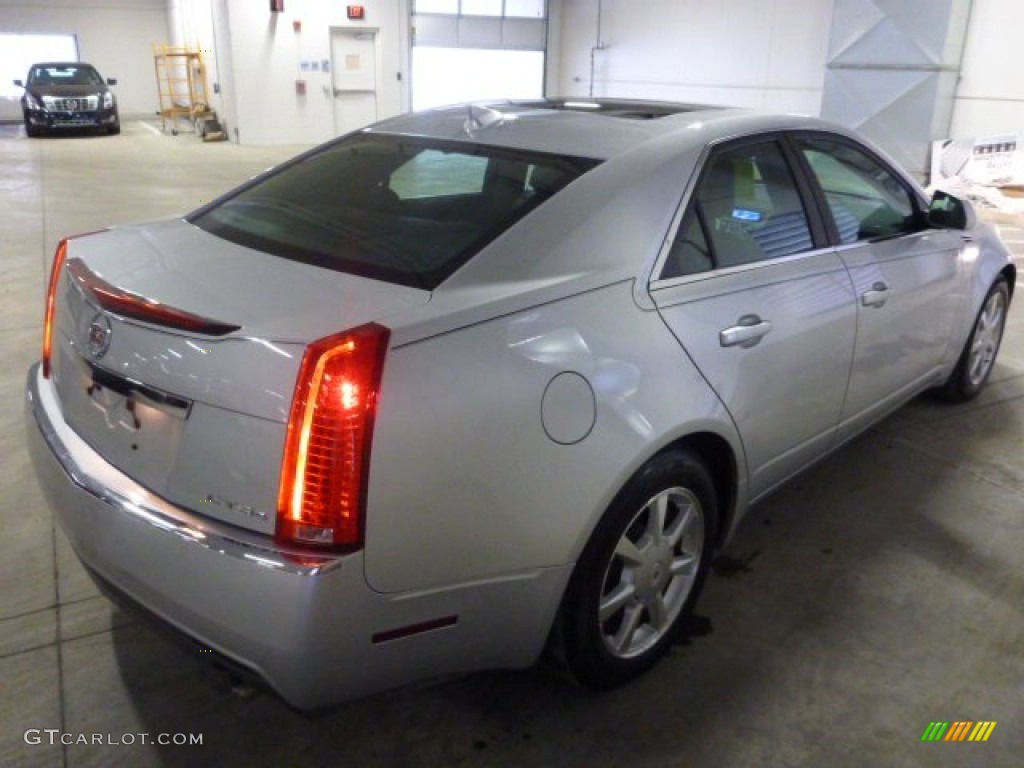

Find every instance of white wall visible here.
[951,0,1024,138]
[165,0,232,138]
[0,0,169,119]
[551,0,1024,143]
[218,0,409,145]
[550,0,834,115]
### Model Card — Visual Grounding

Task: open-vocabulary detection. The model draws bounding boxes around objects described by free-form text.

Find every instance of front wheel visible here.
[939,278,1009,402]
[557,449,717,689]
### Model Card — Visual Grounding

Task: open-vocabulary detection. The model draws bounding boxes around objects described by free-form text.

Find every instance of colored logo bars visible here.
[921,721,997,742]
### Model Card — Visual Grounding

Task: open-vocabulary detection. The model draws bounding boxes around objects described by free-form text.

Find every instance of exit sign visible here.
[347,5,365,19]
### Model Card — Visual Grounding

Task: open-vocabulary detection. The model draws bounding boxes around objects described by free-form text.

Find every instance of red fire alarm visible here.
[347,5,365,20]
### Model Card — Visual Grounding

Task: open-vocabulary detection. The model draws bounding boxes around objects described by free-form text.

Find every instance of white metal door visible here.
[330,29,378,136]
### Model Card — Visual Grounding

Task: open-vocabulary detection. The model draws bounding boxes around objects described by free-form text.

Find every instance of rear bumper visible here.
[25,364,565,708]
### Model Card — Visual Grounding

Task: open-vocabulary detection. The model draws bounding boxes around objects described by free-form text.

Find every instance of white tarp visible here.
[929,133,1024,215]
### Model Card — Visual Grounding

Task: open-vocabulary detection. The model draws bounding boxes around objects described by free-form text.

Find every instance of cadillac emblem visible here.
[86,313,112,360]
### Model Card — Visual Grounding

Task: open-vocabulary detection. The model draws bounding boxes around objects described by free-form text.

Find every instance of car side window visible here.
[663,209,713,279]
[797,138,919,243]
[662,140,813,278]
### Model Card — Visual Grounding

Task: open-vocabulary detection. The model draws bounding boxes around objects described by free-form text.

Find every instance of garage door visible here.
[0,34,78,122]
[411,0,547,111]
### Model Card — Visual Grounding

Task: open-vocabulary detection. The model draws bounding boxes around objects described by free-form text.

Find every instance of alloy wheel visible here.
[598,487,704,659]
[967,288,1006,389]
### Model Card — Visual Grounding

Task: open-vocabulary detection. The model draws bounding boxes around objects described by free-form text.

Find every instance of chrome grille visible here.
[42,95,100,112]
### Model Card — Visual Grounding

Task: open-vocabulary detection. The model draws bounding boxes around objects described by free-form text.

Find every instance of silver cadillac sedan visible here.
[25,100,1014,709]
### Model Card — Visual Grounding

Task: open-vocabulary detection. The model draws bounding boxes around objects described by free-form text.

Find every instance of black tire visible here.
[24,120,41,138]
[557,449,717,689]
[939,278,1009,402]
[108,123,121,135]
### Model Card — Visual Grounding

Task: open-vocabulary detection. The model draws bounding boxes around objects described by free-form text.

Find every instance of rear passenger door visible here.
[792,134,963,441]
[651,137,857,500]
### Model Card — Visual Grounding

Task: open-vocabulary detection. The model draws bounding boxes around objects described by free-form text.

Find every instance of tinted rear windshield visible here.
[189,135,599,290]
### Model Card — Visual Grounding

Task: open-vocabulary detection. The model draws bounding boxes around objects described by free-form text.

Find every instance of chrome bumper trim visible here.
[26,363,341,576]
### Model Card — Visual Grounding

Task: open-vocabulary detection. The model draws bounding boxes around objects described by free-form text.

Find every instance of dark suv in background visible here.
[14,62,120,137]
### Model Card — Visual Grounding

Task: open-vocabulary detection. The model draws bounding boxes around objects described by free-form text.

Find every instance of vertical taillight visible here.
[277,323,390,549]
[42,239,69,379]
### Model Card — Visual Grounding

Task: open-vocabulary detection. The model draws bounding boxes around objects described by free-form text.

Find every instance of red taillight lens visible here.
[277,323,390,549]
[42,239,69,379]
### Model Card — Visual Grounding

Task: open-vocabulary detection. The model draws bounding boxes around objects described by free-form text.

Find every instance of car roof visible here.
[367,98,840,161]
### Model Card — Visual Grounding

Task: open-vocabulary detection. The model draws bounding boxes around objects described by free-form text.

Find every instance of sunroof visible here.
[517,99,719,120]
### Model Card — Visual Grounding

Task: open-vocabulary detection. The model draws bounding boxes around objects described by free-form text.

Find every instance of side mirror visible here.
[13,79,23,87]
[927,190,976,231]
[106,78,117,86]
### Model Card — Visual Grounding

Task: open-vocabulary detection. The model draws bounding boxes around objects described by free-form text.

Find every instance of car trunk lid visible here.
[49,222,428,534]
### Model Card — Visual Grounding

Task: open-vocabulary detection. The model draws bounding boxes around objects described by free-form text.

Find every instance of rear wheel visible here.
[939,278,1009,402]
[557,449,716,689]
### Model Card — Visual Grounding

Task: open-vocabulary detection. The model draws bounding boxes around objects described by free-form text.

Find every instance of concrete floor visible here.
[1,120,1021,768]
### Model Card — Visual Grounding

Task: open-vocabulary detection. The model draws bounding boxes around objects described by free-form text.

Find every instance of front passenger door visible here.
[794,136,963,441]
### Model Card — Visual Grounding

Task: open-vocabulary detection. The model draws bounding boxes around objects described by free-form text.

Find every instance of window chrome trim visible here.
[649,244,843,293]
[830,228,939,255]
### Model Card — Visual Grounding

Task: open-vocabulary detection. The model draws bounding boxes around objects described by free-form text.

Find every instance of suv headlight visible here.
[102,91,114,109]
[24,92,43,110]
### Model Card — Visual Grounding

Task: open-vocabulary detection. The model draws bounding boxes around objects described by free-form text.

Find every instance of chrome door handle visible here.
[861,281,890,308]
[719,314,773,348]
